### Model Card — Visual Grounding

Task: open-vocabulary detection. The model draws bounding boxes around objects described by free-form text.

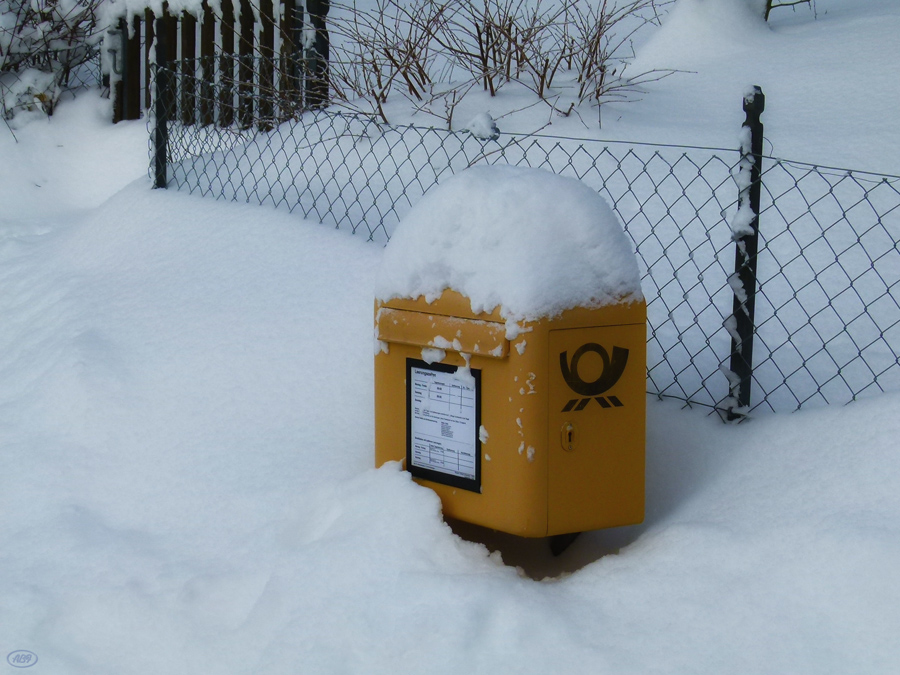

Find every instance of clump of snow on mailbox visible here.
[376,166,643,321]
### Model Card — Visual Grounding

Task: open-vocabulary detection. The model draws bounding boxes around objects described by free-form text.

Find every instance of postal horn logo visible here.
[559,343,629,411]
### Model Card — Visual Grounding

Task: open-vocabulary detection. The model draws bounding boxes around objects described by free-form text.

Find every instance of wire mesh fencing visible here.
[149,60,900,416]
[752,161,900,411]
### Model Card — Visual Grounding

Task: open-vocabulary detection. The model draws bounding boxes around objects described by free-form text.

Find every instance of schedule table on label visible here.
[409,366,477,481]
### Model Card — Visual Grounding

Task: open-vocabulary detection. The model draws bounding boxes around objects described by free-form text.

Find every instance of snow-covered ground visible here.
[1,1,899,673]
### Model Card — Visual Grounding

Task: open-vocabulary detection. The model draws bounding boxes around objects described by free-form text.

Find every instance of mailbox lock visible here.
[560,422,576,451]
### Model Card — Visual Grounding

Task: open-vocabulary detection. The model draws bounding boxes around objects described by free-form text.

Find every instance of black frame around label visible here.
[406,358,482,493]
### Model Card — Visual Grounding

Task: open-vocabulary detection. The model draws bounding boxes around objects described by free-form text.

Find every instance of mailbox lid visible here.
[378,289,504,322]
[376,307,509,358]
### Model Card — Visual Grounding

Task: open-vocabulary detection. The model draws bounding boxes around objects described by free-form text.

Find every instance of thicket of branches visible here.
[0,0,817,124]
[329,0,673,127]
[0,0,103,119]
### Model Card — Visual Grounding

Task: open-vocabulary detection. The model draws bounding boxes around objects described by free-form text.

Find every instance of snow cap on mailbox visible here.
[375,165,642,321]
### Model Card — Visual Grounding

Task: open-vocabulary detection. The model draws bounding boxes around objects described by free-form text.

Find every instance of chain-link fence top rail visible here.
[149,60,900,415]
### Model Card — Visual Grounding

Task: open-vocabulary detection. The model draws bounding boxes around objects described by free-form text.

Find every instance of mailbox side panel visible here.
[546,322,646,535]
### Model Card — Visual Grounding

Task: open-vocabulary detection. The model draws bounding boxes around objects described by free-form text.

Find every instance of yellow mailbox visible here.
[373,165,646,539]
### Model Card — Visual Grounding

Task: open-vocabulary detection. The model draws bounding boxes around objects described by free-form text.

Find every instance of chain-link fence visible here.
[149,60,900,416]
[753,161,900,411]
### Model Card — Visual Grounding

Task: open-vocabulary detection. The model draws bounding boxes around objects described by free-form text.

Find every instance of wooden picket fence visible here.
[111,0,328,125]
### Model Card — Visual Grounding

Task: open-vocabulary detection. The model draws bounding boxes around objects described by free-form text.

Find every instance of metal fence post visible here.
[726,86,765,419]
[153,16,170,189]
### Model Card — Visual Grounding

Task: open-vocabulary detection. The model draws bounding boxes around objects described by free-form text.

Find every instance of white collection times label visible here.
[410,365,477,481]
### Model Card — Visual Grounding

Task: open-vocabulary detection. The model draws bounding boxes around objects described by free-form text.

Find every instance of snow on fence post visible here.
[111,17,127,124]
[725,86,765,420]
[144,10,155,110]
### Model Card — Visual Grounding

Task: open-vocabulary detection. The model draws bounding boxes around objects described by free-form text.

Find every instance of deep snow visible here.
[1,1,899,673]
[376,165,642,319]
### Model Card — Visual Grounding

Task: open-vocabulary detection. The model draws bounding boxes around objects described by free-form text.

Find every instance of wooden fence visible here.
[111,0,329,125]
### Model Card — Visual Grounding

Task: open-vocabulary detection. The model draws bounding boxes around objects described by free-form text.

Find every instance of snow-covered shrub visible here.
[0,0,103,119]
[329,0,673,127]
[0,67,57,117]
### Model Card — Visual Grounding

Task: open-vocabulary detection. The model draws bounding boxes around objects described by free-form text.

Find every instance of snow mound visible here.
[376,166,642,320]
[465,112,501,140]
[634,0,772,70]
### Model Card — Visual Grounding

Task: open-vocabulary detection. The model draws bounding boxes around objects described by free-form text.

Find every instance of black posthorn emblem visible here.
[560,343,629,411]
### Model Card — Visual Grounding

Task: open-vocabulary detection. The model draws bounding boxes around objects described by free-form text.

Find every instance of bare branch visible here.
[328,0,675,126]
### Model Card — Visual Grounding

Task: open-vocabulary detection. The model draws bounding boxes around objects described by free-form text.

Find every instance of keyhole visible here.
[561,422,576,452]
